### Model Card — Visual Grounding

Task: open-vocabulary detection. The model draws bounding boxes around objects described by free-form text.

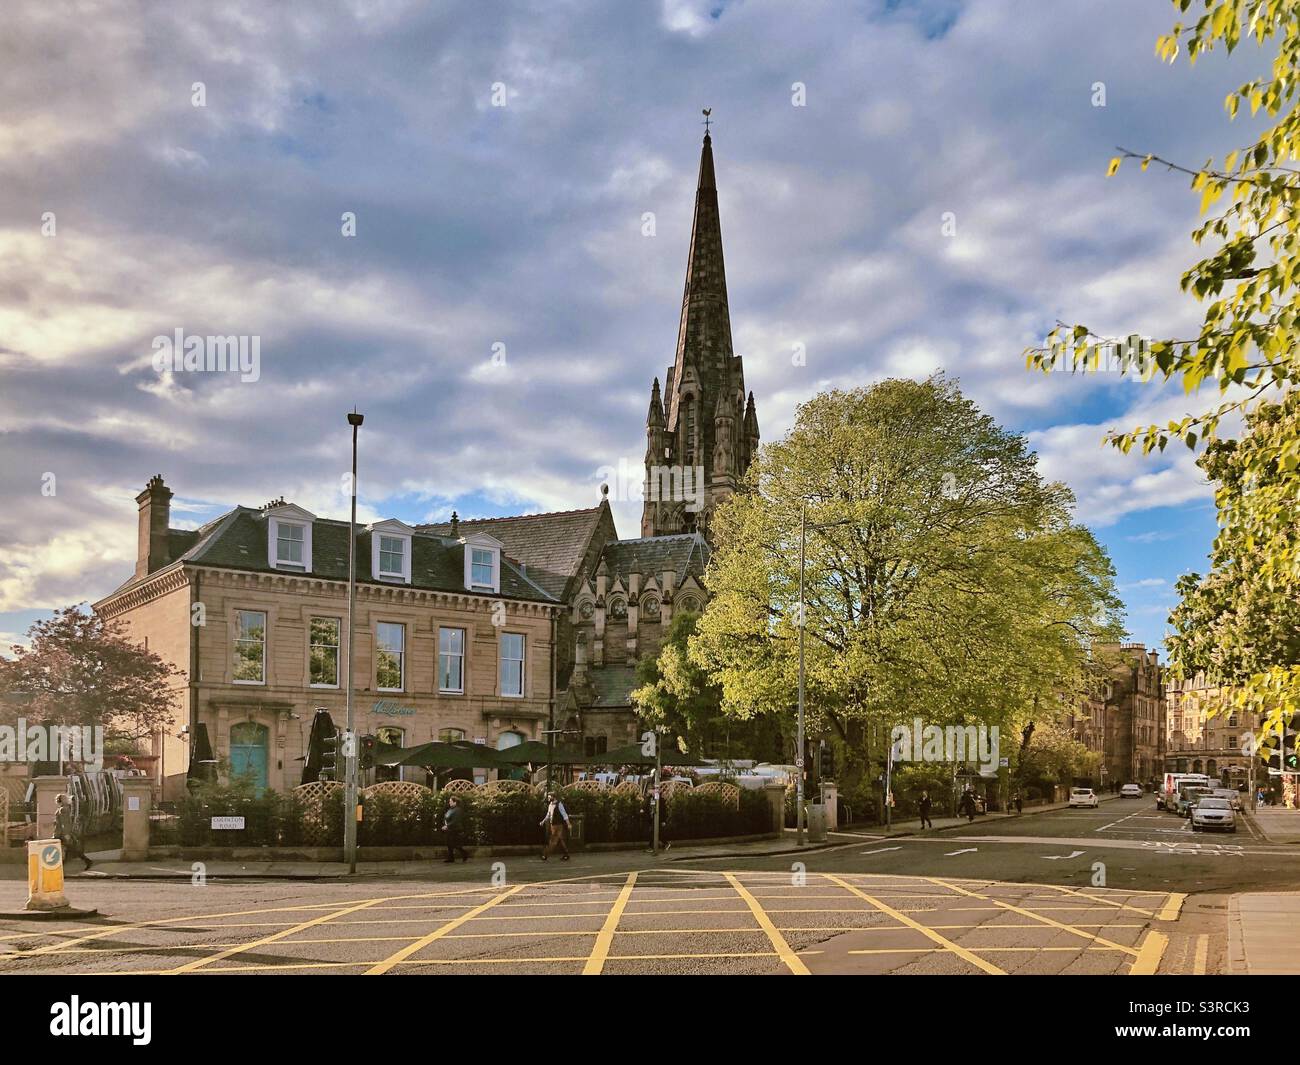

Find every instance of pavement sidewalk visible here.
[1242,806,1300,844]
[1228,892,1300,974]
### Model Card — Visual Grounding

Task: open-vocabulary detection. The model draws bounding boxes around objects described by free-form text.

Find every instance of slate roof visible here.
[598,533,709,586]
[100,506,558,604]
[586,664,641,710]
[419,504,610,600]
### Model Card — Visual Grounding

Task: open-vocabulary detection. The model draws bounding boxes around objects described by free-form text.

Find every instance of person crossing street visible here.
[540,792,571,861]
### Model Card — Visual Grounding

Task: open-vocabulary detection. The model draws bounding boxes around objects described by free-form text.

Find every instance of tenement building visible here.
[97,129,759,793]
[1165,671,1257,786]
[1097,643,1167,786]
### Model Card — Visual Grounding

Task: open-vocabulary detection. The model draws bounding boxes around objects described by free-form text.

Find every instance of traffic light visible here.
[320,733,340,781]
[1284,715,1300,772]
[360,734,376,772]
[820,739,836,781]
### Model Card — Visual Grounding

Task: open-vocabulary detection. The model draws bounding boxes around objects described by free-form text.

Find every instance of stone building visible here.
[1165,671,1257,785]
[95,479,560,799]
[1097,643,1167,785]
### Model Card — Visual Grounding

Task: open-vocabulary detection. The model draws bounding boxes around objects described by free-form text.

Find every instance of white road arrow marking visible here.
[945,848,978,856]
[860,847,902,856]
[1042,850,1085,860]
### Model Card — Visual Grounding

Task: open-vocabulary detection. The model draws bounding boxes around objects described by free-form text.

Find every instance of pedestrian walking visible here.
[643,790,672,851]
[1014,792,1023,815]
[918,790,933,829]
[540,792,571,861]
[53,793,90,869]
[442,795,469,863]
[959,789,976,823]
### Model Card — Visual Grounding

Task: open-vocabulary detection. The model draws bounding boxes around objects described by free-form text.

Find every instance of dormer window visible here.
[379,536,405,576]
[462,532,503,593]
[265,503,315,573]
[368,519,415,584]
[277,523,305,565]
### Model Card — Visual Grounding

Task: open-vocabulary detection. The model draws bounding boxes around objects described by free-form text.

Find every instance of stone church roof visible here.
[586,664,640,710]
[597,533,709,585]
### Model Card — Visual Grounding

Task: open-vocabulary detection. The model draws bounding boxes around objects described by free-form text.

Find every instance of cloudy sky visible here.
[1,0,1260,652]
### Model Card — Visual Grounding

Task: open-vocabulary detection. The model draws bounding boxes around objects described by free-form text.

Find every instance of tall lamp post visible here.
[797,502,807,845]
[344,409,364,874]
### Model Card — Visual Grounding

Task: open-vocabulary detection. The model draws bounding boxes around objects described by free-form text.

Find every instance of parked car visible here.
[1120,783,1143,798]
[1190,796,1237,833]
[1211,787,1243,811]
[1068,787,1099,808]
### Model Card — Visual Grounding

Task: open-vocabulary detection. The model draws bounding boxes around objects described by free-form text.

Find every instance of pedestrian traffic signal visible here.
[320,733,340,781]
[360,734,376,772]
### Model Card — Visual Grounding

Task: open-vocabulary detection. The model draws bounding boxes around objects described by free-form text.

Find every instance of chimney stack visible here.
[450,510,460,538]
[135,474,173,579]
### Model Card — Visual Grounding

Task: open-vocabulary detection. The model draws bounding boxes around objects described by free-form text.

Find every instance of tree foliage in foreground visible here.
[1027,1,1300,732]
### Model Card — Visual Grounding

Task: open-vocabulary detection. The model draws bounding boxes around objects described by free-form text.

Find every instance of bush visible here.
[161,781,773,848]
[174,784,292,847]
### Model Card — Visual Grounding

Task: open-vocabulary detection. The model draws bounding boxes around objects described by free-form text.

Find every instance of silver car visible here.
[1190,796,1236,833]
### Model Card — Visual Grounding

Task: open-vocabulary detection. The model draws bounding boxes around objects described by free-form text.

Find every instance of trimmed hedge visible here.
[156,783,772,848]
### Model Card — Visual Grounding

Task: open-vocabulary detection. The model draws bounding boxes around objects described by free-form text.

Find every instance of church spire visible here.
[642,115,757,541]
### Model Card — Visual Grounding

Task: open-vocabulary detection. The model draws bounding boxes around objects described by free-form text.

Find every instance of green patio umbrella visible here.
[393,742,504,769]
[493,740,586,765]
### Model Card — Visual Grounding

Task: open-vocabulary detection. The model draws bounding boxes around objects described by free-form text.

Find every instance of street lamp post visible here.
[344,409,363,875]
[797,500,807,846]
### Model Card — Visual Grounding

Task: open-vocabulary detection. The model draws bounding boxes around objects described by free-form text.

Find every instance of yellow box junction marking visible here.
[724,873,809,975]
[824,874,1005,975]
[583,872,638,975]
[925,877,1139,958]
[365,885,526,975]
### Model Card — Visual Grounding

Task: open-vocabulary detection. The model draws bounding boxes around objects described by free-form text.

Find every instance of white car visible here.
[1068,787,1099,808]
[1120,783,1143,798]
[1190,796,1236,832]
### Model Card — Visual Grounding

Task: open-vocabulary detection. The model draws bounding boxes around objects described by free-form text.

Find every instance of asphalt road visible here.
[2,800,1296,975]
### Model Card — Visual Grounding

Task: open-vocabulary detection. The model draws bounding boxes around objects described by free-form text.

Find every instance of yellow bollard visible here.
[26,839,69,912]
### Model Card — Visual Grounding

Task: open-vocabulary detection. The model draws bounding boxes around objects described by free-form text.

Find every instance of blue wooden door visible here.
[229,723,269,795]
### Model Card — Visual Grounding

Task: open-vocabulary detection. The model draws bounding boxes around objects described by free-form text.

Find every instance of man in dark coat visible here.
[959,789,977,822]
[442,796,469,863]
[918,791,933,829]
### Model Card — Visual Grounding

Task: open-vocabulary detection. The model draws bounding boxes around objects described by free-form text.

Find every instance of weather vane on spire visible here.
[702,107,712,135]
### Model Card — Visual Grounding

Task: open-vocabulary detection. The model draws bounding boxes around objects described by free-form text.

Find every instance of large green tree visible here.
[690,376,1124,783]
[1167,393,1300,692]
[0,605,181,746]
[1028,0,1300,731]
[631,610,778,760]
